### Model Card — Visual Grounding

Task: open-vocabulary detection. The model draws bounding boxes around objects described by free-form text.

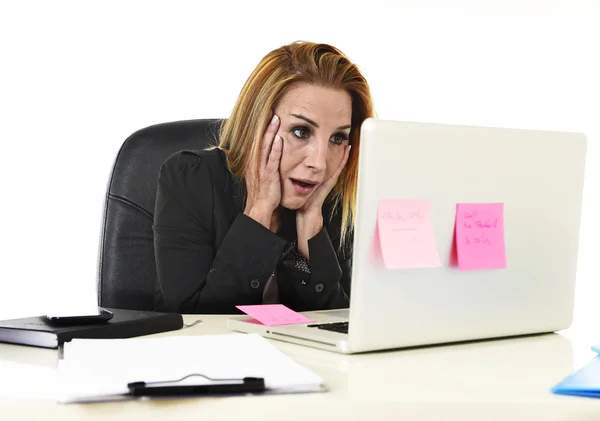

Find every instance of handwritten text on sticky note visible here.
[455,203,507,270]
[377,199,441,269]
[235,304,315,326]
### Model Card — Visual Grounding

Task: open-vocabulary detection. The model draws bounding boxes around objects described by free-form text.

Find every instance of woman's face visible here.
[273,82,352,210]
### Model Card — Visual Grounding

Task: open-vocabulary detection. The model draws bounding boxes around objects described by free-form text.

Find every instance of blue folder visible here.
[552,346,600,398]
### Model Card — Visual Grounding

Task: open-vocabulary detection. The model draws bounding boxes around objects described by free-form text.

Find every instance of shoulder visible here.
[155,148,232,226]
[159,147,230,186]
[159,147,227,175]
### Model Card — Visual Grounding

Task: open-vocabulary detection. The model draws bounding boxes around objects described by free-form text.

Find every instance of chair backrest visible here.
[97,119,223,311]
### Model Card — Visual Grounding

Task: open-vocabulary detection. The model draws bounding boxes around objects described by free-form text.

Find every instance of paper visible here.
[236,304,315,326]
[552,355,600,398]
[57,334,325,403]
[376,199,441,269]
[455,203,507,271]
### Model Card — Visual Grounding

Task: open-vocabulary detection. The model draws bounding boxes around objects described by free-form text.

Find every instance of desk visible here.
[1,315,600,421]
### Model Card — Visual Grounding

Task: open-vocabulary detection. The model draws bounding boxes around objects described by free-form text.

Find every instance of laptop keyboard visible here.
[307,321,349,334]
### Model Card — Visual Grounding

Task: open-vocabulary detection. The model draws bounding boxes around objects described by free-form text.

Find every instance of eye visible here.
[330,132,349,145]
[292,127,311,139]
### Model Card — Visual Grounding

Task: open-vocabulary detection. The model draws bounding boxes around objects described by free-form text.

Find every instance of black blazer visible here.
[153,148,353,314]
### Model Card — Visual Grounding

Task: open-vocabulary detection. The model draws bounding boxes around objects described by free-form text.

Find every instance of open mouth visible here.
[290,178,318,195]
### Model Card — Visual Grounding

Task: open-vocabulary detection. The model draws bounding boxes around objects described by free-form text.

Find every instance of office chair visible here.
[97,119,223,311]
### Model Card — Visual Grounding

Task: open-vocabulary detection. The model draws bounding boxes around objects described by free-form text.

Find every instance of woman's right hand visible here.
[243,113,283,230]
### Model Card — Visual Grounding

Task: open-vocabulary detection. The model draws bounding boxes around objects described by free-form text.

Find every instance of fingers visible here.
[260,113,280,167]
[264,135,282,176]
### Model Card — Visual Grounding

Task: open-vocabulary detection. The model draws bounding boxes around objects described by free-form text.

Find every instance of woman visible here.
[153,41,375,314]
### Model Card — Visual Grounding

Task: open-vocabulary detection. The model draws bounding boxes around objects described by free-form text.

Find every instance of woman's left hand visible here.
[296,145,351,258]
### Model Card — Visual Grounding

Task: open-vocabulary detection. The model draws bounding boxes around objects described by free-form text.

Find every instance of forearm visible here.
[244,205,274,232]
[156,214,287,313]
[278,227,350,311]
[296,213,323,259]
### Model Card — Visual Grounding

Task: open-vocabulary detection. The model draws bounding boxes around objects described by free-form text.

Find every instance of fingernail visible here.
[274,135,281,143]
[271,115,279,125]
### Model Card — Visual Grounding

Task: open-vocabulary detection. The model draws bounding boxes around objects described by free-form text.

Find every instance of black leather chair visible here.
[97,119,223,311]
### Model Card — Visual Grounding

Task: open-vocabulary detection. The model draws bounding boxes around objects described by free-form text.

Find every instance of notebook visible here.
[0,308,183,349]
[57,333,325,403]
[552,345,600,398]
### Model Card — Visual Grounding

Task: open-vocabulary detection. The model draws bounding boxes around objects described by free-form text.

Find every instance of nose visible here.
[305,138,327,172]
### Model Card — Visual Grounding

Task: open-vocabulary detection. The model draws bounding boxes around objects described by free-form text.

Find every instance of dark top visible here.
[153,148,353,314]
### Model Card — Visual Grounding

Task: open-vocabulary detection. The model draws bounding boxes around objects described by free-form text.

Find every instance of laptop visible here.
[227,118,587,354]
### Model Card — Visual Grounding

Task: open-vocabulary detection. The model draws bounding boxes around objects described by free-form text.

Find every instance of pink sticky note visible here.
[377,199,441,269]
[455,203,507,271]
[235,304,315,326]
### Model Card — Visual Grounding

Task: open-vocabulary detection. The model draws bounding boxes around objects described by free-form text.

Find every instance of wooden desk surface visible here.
[1,315,600,421]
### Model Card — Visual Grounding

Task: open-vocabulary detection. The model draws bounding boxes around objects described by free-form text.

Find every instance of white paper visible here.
[57,333,325,403]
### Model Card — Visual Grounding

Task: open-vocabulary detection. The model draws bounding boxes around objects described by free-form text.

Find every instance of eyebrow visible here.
[291,113,351,131]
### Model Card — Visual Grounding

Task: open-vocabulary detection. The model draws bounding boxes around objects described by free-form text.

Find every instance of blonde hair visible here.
[218,41,375,247]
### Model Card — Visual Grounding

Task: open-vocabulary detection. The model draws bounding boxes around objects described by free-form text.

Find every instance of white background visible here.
[0,1,598,340]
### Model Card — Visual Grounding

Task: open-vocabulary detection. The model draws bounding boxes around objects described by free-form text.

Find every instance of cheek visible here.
[325,147,345,177]
[278,136,297,176]
[278,136,305,175]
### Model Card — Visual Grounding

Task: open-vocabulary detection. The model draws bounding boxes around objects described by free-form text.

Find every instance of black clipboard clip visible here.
[127,373,266,397]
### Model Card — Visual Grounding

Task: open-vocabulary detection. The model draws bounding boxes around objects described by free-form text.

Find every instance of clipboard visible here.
[57,334,326,404]
[127,374,266,397]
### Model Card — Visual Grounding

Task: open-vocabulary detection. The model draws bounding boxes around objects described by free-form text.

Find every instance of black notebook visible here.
[0,308,183,349]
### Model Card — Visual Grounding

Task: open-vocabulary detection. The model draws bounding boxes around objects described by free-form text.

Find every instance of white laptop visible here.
[227,118,587,354]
